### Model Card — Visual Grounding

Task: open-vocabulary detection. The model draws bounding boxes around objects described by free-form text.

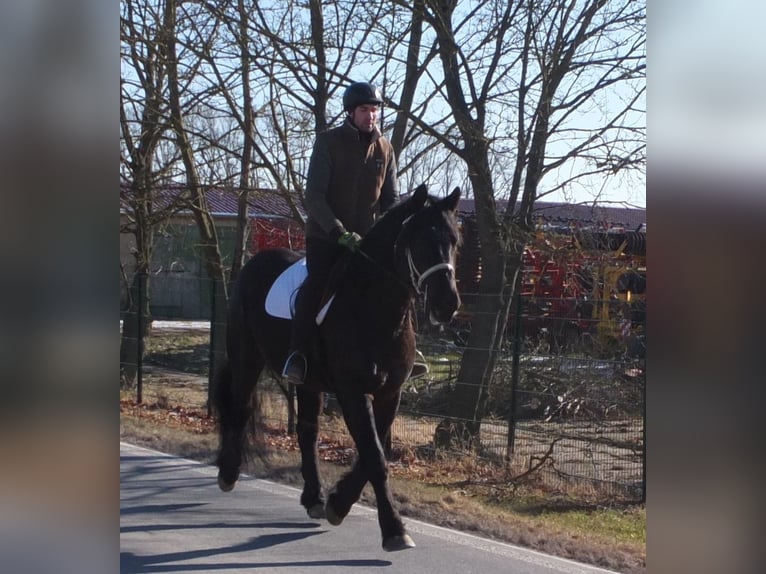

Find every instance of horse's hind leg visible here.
[296,388,326,519]
[326,392,414,551]
[215,351,263,492]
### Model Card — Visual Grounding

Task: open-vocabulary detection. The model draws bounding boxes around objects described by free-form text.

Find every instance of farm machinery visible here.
[512,227,646,356]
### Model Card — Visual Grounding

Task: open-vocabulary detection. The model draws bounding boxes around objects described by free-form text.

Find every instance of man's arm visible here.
[304,135,345,238]
[379,147,399,214]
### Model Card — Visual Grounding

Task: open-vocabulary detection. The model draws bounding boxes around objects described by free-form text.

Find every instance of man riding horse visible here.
[282,81,427,385]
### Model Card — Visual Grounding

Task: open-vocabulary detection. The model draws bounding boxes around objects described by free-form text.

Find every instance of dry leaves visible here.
[120,399,215,434]
[121,399,503,486]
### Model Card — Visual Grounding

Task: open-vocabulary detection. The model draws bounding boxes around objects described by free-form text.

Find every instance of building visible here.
[120,184,645,323]
[120,185,304,319]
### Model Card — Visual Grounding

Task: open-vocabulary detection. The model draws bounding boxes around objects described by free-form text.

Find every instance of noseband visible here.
[356,211,456,296]
[405,248,454,293]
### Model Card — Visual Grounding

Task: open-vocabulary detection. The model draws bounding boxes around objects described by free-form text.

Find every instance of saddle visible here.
[264,257,336,325]
[264,258,306,319]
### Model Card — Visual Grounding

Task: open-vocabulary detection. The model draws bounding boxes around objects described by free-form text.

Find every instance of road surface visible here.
[120,442,618,574]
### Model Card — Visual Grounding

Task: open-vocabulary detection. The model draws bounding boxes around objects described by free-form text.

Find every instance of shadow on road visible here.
[120,529,392,572]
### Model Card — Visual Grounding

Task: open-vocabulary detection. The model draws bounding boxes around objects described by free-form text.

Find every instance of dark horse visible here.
[214,184,461,551]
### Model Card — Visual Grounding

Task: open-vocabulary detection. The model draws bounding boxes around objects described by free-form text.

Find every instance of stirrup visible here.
[409,349,429,380]
[282,351,307,385]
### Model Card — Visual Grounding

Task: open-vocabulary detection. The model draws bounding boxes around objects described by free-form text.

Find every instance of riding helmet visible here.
[343,81,383,112]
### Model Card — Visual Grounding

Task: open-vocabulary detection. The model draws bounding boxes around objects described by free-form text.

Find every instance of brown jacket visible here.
[304,118,399,241]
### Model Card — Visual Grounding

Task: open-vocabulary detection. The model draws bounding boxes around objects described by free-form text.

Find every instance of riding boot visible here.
[282,310,310,385]
[282,277,318,385]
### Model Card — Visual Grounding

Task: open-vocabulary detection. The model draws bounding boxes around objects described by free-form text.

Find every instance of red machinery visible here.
[249,217,305,254]
[513,229,646,353]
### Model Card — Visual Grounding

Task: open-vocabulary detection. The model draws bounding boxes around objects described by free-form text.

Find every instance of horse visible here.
[214,184,462,551]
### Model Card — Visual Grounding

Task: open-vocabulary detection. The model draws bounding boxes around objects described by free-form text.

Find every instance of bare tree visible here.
[120,0,173,387]
[118,0,644,434]
[412,0,645,444]
[161,0,229,377]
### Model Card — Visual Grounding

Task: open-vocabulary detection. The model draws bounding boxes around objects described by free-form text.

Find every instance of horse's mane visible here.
[320,186,429,299]
[359,184,430,262]
[324,184,460,296]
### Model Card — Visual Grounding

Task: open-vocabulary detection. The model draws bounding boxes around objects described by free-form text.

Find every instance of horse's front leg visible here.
[327,392,414,551]
[323,389,402,519]
[296,387,326,519]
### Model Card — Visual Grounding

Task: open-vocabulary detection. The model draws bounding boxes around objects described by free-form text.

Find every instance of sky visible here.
[349,4,646,209]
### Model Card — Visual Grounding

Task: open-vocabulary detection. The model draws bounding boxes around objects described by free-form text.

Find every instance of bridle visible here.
[398,212,455,294]
[357,246,452,295]
[354,211,456,296]
[405,248,454,294]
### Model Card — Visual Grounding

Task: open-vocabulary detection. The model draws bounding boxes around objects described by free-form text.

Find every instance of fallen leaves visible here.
[121,400,525,488]
[120,399,215,434]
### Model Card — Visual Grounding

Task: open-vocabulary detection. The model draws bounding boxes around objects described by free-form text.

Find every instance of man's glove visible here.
[337,231,362,252]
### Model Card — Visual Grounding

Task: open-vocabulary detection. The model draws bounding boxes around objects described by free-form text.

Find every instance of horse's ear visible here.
[411,184,428,208]
[439,186,461,213]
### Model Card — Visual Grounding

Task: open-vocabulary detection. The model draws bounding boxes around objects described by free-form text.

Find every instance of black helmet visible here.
[343,81,383,112]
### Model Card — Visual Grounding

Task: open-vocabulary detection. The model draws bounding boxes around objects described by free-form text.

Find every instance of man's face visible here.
[350,104,380,133]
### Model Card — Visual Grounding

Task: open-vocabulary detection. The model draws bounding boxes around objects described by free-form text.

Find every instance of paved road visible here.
[120,442,618,574]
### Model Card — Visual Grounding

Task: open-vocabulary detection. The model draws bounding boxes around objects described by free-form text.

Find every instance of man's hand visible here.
[337,231,362,252]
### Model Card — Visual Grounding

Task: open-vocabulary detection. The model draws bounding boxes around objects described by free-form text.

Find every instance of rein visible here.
[352,209,455,295]
[355,248,413,293]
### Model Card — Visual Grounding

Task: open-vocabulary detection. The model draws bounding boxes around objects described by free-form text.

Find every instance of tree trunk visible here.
[389,0,425,159]
[229,0,254,286]
[163,0,229,385]
[120,0,167,391]
[426,0,517,449]
[444,234,524,446]
[120,268,151,388]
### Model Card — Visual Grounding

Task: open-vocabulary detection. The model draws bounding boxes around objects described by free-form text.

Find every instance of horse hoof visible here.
[217,474,236,492]
[307,503,326,519]
[324,501,344,526]
[383,534,416,552]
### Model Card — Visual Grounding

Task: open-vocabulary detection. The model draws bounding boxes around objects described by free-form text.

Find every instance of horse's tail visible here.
[214,354,276,484]
[212,357,249,490]
[211,357,232,422]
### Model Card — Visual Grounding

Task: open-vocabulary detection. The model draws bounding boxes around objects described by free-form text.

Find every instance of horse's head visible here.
[395,186,462,324]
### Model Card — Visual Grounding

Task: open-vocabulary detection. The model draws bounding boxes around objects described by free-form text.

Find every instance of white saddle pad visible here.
[264,257,336,325]
[265,258,307,319]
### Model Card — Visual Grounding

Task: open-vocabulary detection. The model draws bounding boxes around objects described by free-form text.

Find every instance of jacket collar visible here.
[343,117,381,144]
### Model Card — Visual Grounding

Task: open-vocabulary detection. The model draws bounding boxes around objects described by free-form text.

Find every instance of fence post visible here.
[136,270,145,404]
[207,276,217,418]
[641,351,647,504]
[506,289,523,457]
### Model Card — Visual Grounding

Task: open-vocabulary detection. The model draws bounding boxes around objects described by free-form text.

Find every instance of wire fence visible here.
[120,273,645,503]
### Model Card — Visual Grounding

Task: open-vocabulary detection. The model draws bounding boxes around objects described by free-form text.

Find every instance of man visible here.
[282,81,426,385]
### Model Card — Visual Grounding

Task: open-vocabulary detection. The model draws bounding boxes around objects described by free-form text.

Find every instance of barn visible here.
[120,185,645,327]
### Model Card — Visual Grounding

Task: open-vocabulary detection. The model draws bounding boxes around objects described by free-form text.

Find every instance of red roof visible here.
[120,183,301,220]
[122,183,644,231]
[201,187,298,219]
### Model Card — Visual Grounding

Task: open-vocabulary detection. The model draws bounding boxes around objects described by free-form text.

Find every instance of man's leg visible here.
[281,281,314,385]
[282,239,342,385]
